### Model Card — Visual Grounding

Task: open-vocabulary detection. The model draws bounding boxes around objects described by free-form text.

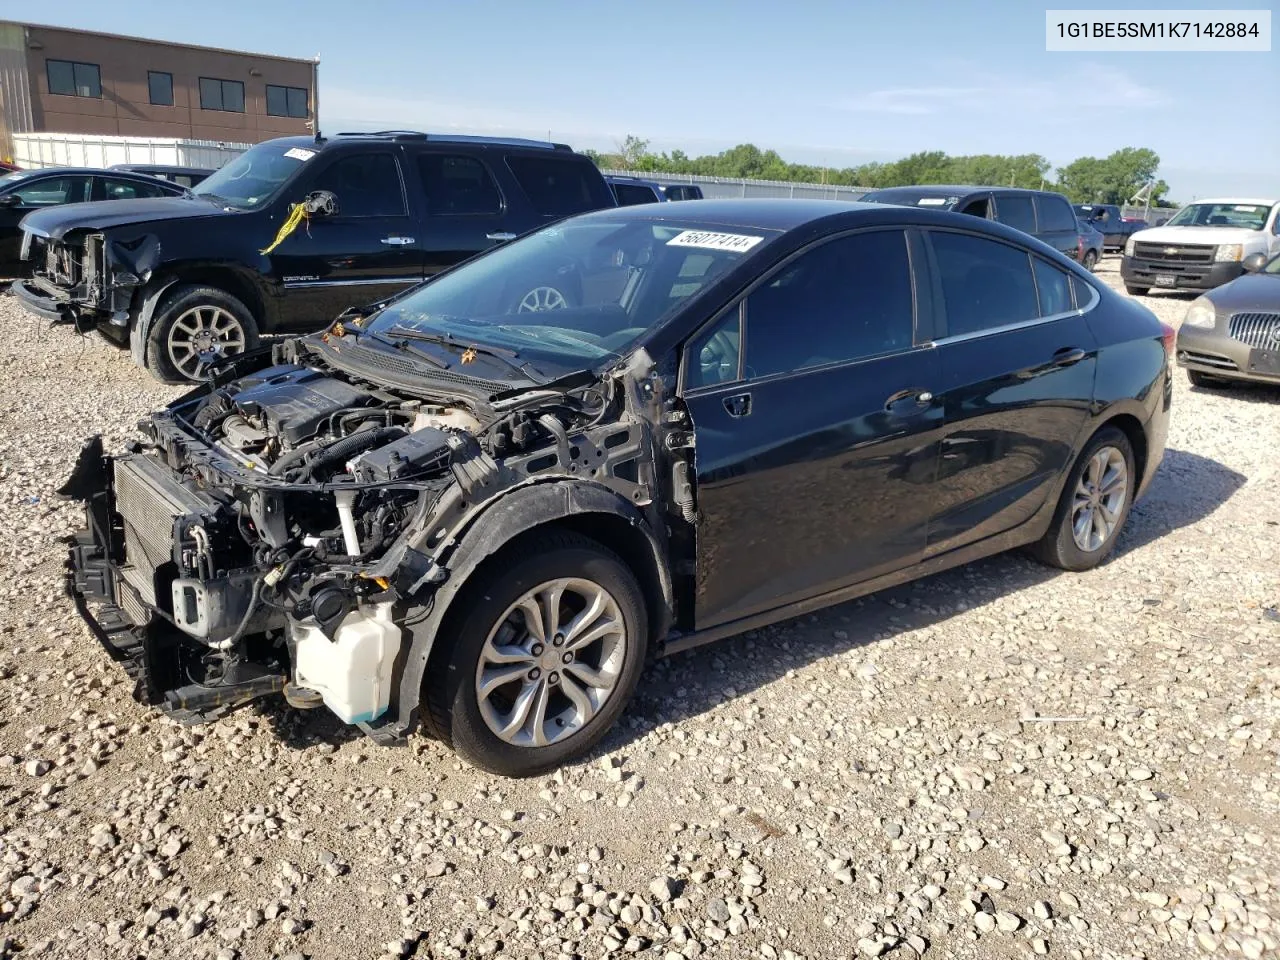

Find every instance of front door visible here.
[682,229,943,630]
[268,149,425,330]
[921,228,1097,558]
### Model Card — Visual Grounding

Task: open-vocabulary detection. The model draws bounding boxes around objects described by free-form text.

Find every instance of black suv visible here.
[13,132,614,382]
[859,185,1081,263]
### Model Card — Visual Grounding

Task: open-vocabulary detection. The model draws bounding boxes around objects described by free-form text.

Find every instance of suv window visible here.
[741,230,915,380]
[10,176,92,206]
[506,156,611,217]
[311,153,407,218]
[101,177,170,200]
[994,195,1036,234]
[930,230,1038,337]
[1032,258,1073,316]
[418,154,503,216]
[613,183,660,206]
[1035,195,1076,233]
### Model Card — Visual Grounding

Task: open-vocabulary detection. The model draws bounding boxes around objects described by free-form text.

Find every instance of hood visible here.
[1204,272,1280,312]
[19,196,238,240]
[1130,224,1266,246]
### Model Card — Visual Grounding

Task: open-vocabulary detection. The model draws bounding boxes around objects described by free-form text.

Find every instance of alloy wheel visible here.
[517,286,568,313]
[1071,446,1128,552]
[475,577,627,747]
[167,305,247,379]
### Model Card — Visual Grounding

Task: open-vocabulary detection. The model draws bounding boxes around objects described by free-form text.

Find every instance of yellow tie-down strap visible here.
[260,202,309,256]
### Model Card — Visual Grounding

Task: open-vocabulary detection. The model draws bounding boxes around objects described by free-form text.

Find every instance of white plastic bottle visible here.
[291,602,402,724]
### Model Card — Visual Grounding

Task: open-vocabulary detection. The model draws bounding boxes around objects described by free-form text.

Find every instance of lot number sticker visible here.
[667,230,764,253]
[283,147,317,162]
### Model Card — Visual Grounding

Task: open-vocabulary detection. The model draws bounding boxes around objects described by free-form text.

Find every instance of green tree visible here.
[1057,148,1164,204]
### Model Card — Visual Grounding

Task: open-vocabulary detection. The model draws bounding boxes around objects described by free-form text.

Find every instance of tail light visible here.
[1160,321,1176,359]
[1077,236,1084,261]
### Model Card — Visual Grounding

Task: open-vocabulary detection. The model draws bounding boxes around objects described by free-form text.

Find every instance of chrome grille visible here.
[1133,242,1215,263]
[113,457,210,605]
[1228,312,1280,350]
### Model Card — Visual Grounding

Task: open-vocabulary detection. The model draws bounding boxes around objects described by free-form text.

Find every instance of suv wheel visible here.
[1031,427,1136,572]
[146,285,259,383]
[1082,250,1098,271]
[421,532,648,777]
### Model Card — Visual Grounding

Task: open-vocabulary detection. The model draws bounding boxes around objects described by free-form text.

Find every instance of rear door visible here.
[412,150,510,277]
[1032,193,1082,260]
[682,228,943,629]
[921,228,1097,558]
[269,148,425,329]
[504,154,616,224]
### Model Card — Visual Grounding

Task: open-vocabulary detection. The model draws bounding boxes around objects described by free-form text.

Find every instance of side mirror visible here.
[302,190,339,218]
[0,194,21,208]
[1242,252,1268,273]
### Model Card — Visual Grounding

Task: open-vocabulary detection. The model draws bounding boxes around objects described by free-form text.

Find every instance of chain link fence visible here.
[601,168,869,202]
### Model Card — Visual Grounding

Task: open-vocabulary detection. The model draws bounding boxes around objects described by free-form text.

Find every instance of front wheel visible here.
[1031,427,1136,572]
[145,284,259,383]
[421,532,649,777]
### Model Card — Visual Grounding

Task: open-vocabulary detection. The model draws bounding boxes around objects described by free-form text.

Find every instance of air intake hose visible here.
[295,426,407,482]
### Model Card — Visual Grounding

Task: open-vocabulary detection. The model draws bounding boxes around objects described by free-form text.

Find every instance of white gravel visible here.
[0,257,1277,960]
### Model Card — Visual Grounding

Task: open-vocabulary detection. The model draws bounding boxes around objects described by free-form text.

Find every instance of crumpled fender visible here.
[129,277,183,367]
[378,478,674,740]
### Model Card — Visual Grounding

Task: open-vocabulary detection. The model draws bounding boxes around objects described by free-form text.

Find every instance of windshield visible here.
[1264,254,1280,275]
[192,141,316,208]
[1165,202,1272,230]
[0,171,31,189]
[363,217,779,378]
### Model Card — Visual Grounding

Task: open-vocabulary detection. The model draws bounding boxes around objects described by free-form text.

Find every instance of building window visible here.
[47,59,101,98]
[148,71,174,106]
[266,84,309,118]
[199,77,245,113]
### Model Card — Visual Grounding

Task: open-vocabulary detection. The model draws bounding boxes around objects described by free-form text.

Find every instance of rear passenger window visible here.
[742,230,914,379]
[419,155,502,216]
[930,231,1038,337]
[1035,195,1077,233]
[994,195,1036,234]
[311,153,406,218]
[1033,259,1073,316]
[506,156,612,217]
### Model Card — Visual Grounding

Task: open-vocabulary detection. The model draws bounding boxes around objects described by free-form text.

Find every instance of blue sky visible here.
[31,0,1280,200]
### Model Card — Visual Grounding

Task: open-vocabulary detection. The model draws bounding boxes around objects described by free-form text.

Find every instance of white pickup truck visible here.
[1120,197,1280,295]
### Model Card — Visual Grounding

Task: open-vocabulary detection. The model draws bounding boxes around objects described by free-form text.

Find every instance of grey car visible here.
[1176,251,1280,387]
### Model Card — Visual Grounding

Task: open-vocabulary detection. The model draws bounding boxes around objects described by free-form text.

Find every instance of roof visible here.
[1184,197,1277,206]
[864,184,1057,197]
[8,20,316,65]
[257,132,581,153]
[582,197,923,230]
[0,166,182,178]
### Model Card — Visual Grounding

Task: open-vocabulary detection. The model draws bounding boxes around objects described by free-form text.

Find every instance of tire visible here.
[1187,370,1221,388]
[421,532,649,777]
[1082,250,1098,272]
[144,284,259,384]
[1030,426,1136,572]
[1124,284,1150,297]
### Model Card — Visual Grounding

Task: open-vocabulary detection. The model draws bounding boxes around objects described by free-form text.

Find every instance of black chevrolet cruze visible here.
[63,199,1173,776]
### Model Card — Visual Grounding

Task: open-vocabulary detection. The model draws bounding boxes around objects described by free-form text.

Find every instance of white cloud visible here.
[841,64,1165,116]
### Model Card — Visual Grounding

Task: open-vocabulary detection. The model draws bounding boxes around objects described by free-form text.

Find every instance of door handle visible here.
[380,236,416,246]
[486,232,517,242]
[722,392,752,418]
[883,388,933,413]
[1051,347,1086,367]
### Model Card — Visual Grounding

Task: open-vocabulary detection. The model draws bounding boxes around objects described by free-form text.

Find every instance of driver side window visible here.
[684,308,741,390]
[309,153,407,218]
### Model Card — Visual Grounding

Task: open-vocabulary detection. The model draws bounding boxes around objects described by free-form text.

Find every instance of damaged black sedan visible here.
[63,199,1172,776]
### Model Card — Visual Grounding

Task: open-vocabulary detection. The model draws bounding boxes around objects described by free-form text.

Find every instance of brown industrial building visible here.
[0,20,317,144]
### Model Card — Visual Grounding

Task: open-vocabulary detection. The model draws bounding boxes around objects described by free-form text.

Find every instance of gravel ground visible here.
[0,257,1277,960]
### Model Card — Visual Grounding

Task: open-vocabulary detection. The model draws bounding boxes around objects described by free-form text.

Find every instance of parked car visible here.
[61,198,1172,776]
[1176,250,1280,388]
[1121,197,1280,295]
[1072,204,1147,252]
[0,160,20,173]
[606,175,704,206]
[859,185,1082,263]
[111,163,216,189]
[13,132,616,382]
[0,167,187,277]
[1076,217,1104,271]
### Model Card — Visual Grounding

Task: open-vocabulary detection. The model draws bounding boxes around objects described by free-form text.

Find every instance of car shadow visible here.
[1189,379,1280,405]
[601,447,1246,755]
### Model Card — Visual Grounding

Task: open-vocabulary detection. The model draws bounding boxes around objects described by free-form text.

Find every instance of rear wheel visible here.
[145,285,259,383]
[1082,250,1098,272]
[1124,284,1150,297]
[421,532,648,777]
[1031,427,1136,571]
